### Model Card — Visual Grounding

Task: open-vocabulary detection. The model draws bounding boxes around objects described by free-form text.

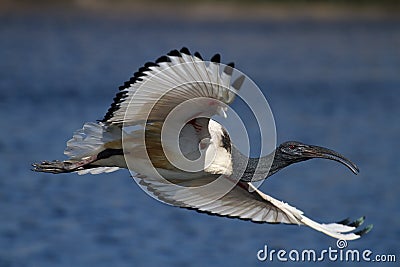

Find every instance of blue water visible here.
[1,8,399,267]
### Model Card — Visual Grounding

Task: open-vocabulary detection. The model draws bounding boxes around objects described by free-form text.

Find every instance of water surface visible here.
[0,7,399,267]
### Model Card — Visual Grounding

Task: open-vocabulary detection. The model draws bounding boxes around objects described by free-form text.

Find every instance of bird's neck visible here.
[232,147,275,182]
[268,151,294,177]
[232,147,294,182]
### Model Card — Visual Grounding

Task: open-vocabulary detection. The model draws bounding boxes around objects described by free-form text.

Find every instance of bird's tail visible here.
[33,122,125,175]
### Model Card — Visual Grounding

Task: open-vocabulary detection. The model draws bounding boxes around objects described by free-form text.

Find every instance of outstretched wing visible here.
[98,47,245,177]
[102,47,244,126]
[34,48,244,175]
[137,174,372,240]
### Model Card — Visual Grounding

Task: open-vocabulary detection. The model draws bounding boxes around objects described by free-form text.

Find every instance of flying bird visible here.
[33,47,372,240]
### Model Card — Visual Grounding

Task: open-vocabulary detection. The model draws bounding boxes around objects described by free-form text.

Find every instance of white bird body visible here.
[34,48,371,240]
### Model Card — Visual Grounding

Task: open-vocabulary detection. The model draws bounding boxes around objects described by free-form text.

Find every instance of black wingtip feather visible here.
[133,71,146,78]
[155,55,171,63]
[167,49,181,57]
[138,66,150,73]
[194,52,203,60]
[224,62,235,75]
[115,91,127,98]
[337,217,352,225]
[348,216,365,228]
[355,224,373,236]
[102,49,235,123]
[180,47,191,55]
[210,54,220,63]
[144,61,158,68]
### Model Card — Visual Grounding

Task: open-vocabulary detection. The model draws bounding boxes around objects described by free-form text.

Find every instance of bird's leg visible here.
[32,155,98,174]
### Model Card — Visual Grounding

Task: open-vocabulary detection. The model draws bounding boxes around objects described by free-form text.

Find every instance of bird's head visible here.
[276,141,359,174]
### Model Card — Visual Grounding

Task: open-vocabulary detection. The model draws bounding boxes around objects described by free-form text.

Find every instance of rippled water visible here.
[1,8,399,267]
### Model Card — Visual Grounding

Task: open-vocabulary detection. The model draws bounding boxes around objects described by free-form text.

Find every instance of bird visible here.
[33,47,372,240]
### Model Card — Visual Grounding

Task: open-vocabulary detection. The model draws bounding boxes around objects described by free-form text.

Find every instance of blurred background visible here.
[1,0,399,266]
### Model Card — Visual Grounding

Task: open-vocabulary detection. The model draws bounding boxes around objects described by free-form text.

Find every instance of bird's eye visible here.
[288,145,296,150]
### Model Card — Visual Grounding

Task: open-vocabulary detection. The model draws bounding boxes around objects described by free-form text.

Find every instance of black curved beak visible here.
[302,145,359,174]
